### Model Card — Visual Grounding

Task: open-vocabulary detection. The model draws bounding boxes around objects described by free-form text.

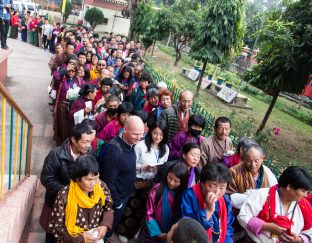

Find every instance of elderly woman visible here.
[238,166,312,243]
[180,162,234,242]
[227,142,277,209]
[53,63,84,146]
[49,155,114,243]
[147,89,173,128]
[222,137,258,168]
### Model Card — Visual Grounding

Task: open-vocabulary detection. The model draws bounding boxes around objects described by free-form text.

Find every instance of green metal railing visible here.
[0,83,33,198]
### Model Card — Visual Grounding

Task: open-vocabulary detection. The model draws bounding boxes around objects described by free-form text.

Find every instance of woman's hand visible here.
[158,233,167,240]
[262,222,286,235]
[142,165,157,173]
[96,226,108,240]
[205,192,217,212]
[83,231,97,243]
[84,107,92,114]
[205,192,217,220]
[279,233,303,243]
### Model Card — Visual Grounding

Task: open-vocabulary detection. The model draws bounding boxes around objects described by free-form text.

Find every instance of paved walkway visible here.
[3,38,132,243]
[4,38,54,242]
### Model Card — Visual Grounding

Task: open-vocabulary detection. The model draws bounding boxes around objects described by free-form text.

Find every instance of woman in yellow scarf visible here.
[49,155,114,243]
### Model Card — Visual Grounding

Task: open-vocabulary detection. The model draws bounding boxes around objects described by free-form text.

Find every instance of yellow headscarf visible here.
[65,180,105,236]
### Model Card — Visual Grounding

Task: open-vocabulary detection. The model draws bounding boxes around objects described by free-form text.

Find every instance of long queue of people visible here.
[39,24,312,243]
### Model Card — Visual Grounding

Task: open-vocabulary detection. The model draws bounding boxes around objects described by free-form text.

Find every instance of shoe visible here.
[1,46,9,50]
[118,234,128,243]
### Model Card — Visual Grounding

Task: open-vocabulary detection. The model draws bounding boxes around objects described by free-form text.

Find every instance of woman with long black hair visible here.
[116,121,170,241]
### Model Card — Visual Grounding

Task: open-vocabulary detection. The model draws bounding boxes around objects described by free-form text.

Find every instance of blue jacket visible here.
[0,0,13,20]
[180,187,235,243]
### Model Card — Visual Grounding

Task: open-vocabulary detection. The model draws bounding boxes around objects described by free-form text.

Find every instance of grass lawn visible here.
[145,44,312,172]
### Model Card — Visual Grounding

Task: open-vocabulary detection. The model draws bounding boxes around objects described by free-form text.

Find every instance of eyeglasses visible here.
[98,63,106,66]
[68,70,76,73]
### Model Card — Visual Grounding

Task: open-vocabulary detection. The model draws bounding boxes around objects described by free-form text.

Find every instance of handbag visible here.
[39,202,53,233]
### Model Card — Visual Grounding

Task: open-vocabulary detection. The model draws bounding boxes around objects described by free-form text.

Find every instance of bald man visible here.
[159,90,194,141]
[99,116,144,239]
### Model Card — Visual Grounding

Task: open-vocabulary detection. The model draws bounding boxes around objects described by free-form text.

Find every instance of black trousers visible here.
[43,34,50,50]
[0,18,10,47]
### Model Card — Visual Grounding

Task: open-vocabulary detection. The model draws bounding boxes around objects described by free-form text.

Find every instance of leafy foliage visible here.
[244,0,312,133]
[84,7,105,30]
[190,0,245,96]
[167,0,200,66]
[190,0,245,64]
[130,3,154,38]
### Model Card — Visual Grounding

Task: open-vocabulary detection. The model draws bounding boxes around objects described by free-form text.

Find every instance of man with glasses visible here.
[200,117,233,168]
[159,90,194,142]
[90,60,106,86]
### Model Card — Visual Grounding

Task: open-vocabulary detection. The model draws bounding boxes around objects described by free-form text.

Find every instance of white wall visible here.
[84,5,130,36]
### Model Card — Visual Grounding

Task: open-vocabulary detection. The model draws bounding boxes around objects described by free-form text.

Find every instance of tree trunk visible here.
[196,61,207,97]
[151,40,156,57]
[166,33,171,47]
[174,50,181,66]
[128,0,138,39]
[256,90,280,135]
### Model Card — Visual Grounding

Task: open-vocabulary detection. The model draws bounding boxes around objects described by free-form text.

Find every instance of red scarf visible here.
[258,185,312,236]
[178,106,189,132]
[192,182,227,242]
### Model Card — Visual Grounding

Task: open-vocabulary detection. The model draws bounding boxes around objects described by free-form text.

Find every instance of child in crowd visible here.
[137,162,189,243]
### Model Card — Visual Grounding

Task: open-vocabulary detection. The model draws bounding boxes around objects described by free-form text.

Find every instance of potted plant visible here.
[226,82,233,88]
[217,77,225,85]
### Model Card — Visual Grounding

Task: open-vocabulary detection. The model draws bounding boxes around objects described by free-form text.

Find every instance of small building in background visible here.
[82,0,130,36]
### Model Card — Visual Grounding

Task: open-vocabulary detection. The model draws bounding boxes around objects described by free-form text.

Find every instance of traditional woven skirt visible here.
[115,181,151,239]
[53,102,70,146]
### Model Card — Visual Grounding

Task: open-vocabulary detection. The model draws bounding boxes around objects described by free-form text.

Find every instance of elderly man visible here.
[200,117,233,168]
[99,116,145,240]
[159,90,194,141]
[40,123,94,243]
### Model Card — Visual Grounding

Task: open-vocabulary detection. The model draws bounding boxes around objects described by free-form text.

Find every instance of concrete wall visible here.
[0,175,38,243]
[84,5,130,36]
[0,49,12,83]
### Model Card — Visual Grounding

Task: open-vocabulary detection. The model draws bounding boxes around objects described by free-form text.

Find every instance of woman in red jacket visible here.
[10,11,20,39]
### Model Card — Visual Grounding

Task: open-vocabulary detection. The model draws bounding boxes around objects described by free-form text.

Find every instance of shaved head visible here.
[123,116,145,145]
[179,90,194,112]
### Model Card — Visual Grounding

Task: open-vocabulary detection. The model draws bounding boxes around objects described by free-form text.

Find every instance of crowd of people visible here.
[37,23,312,243]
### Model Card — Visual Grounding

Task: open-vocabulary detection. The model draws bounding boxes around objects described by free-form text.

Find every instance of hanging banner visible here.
[61,0,67,13]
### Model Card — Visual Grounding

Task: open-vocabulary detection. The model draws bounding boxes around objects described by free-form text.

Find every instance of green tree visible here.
[245,0,312,134]
[84,7,105,30]
[129,2,154,40]
[190,0,245,96]
[63,0,73,23]
[168,0,200,66]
